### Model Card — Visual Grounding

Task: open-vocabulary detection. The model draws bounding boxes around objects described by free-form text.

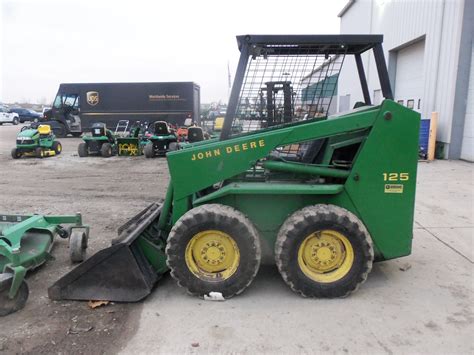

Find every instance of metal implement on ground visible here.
[11,124,62,159]
[78,122,117,157]
[49,34,420,303]
[1,213,89,316]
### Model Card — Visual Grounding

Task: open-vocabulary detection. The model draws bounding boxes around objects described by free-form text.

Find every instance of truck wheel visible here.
[11,148,21,159]
[53,125,66,138]
[100,143,113,157]
[35,147,44,158]
[166,204,261,299]
[275,204,374,298]
[12,118,19,125]
[52,141,62,155]
[0,273,29,316]
[69,230,88,263]
[144,143,154,158]
[78,142,88,157]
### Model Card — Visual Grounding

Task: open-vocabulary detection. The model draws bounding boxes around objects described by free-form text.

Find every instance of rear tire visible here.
[12,118,19,125]
[53,124,66,138]
[100,143,112,158]
[0,273,29,316]
[52,141,62,155]
[11,148,21,159]
[144,143,154,158]
[166,204,261,299]
[275,204,374,298]
[78,142,88,157]
[35,147,44,158]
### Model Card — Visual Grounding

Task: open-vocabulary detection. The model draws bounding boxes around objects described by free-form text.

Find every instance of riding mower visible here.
[1,213,89,316]
[143,121,178,158]
[116,121,146,156]
[78,123,116,158]
[11,124,62,159]
[49,35,420,303]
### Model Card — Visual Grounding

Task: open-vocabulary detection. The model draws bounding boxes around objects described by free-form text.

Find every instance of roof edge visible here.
[338,0,355,17]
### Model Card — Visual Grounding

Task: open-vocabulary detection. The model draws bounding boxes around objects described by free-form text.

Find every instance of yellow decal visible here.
[119,143,139,156]
[191,139,265,161]
[383,172,409,181]
[384,184,404,194]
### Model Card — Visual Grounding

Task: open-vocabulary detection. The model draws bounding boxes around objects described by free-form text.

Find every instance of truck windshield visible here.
[53,94,79,109]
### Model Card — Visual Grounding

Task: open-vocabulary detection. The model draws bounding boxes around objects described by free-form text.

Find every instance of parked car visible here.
[9,107,42,123]
[0,105,19,125]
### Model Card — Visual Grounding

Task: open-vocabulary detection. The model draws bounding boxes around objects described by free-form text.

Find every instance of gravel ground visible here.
[0,124,169,354]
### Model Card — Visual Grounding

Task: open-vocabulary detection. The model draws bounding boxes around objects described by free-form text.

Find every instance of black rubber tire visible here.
[275,204,374,298]
[100,143,113,158]
[166,204,261,299]
[13,118,19,125]
[69,230,88,263]
[11,148,20,159]
[0,273,29,316]
[144,143,154,158]
[52,141,62,155]
[78,142,88,157]
[53,124,66,138]
[35,147,44,158]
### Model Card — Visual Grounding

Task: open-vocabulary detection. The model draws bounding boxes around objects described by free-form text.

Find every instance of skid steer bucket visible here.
[48,203,167,302]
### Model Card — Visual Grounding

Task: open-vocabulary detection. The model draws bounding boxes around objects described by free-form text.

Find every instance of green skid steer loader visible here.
[49,35,420,302]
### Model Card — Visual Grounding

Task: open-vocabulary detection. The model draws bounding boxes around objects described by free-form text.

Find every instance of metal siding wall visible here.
[339,0,464,147]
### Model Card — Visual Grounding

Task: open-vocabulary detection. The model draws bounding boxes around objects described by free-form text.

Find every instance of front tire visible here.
[100,143,113,157]
[78,142,88,157]
[166,204,261,299]
[275,204,374,298]
[11,148,21,159]
[35,147,44,158]
[53,124,66,138]
[12,118,18,125]
[144,143,154,158]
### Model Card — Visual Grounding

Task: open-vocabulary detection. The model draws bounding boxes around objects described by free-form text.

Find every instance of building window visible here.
[407,99,414,109]
[397,99,404,106]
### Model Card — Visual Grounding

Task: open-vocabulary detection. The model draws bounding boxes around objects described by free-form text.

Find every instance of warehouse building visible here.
[337,0,473,160]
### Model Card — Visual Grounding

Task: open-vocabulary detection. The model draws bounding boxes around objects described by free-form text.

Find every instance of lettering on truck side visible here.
[191,139,266,161]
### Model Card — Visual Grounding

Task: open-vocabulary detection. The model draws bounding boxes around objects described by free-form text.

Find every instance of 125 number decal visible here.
[383,172,409,181]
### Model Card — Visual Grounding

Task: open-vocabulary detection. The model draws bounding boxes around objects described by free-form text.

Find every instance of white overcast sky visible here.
[0,0,345,104]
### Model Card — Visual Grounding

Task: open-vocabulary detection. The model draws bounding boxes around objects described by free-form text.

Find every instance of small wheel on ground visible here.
[35,147,44,158]
[144,143,155,158]
[275,204,374,298]
[78,142,88,157]
[69,230,88,263]
[11,148,21,159]
[52,141,62,155]
[166,204,261,299]
[100,143,113,157]
[0,273,29,316]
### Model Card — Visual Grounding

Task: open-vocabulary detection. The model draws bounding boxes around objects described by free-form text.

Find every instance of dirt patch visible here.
[0,125,169,354]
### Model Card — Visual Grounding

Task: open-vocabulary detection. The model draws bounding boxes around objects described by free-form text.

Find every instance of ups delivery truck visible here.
[42,82,200,137]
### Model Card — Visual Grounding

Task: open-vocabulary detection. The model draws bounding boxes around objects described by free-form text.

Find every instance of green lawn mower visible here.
[116,121,146,156]
[49,35,420,303]
[143,121,178,158]
[78,123,116,158]
[11,124,62,159]
[1,213,89,316]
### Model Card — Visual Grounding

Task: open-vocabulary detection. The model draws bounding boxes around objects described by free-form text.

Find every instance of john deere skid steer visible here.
[49,35,420,302]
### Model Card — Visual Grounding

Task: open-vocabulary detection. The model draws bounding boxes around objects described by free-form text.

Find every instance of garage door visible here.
[394,40,425,113]
[460,45,474,161]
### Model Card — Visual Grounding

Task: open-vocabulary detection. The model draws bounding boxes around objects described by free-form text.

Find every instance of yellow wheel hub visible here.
[298,230,354,283]
[185,230,240,280]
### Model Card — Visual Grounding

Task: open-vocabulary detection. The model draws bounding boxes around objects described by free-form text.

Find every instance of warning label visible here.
[384,184,404,194]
